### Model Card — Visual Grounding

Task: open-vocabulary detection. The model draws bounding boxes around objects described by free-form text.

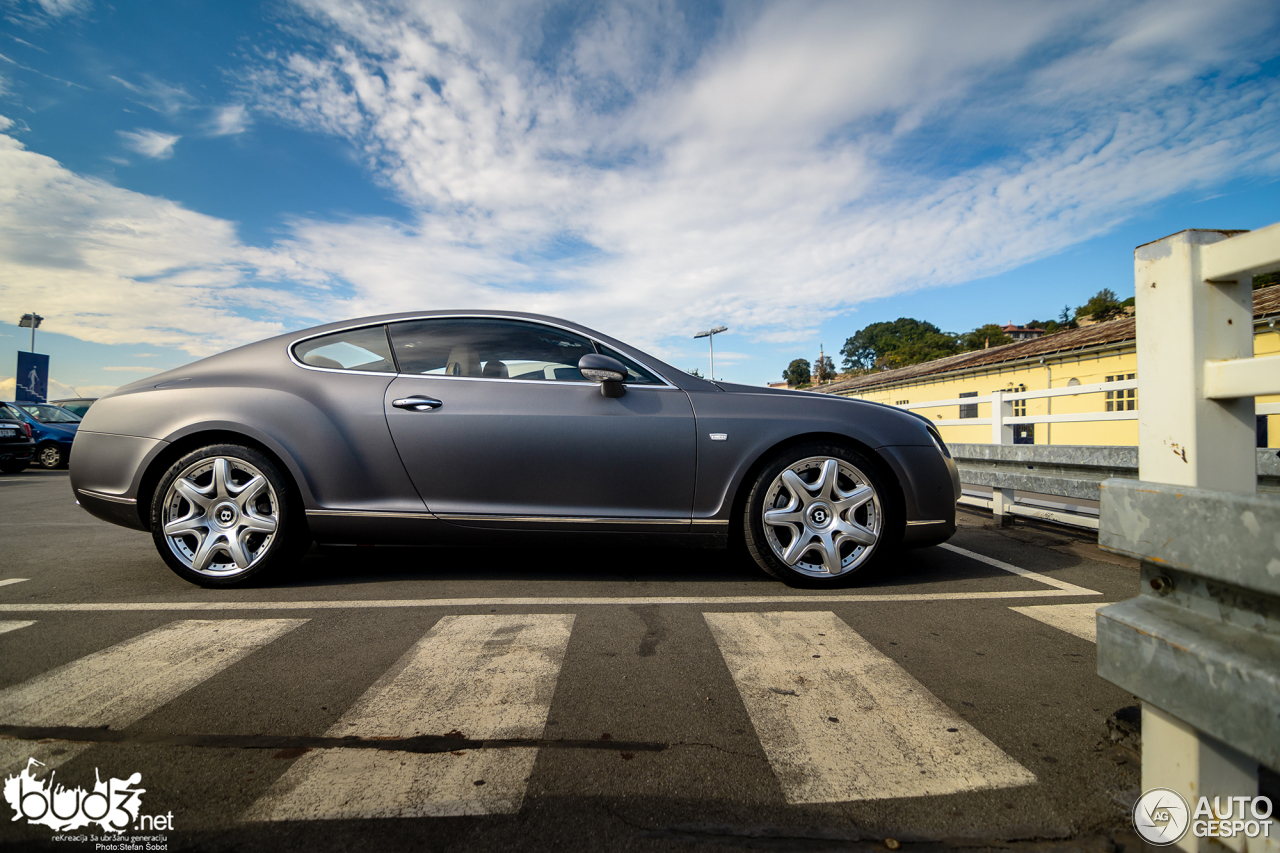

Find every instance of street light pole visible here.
[18,312,43,352]
[693,325,728,380]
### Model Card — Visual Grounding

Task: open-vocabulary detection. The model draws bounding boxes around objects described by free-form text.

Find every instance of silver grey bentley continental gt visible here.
[70,311,959,587]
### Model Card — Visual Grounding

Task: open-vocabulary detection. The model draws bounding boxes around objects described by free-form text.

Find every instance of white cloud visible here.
[101,365,167,372]
[110,75,195,115]
[35,0,91,17]
[208,104,250,136]
[0,133,300,355]
[2,0,1279,364]
[234,0,1280,350]
[118,129,180,159]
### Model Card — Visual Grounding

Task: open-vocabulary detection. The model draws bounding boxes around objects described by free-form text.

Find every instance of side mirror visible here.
[578,353,627,397]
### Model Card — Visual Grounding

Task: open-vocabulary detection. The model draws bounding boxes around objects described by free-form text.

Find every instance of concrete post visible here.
[1134,230,1256,492]
[989,391,1015,526]
[1131,229,1262,852]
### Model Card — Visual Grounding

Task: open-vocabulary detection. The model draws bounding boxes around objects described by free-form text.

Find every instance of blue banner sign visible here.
[15,352,49,403]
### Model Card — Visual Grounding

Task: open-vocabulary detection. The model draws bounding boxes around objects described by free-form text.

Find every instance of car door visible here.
[383,316,697,530]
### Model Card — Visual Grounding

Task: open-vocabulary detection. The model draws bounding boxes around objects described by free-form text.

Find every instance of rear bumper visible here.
[0,440,34,463]
[70,431,166,530]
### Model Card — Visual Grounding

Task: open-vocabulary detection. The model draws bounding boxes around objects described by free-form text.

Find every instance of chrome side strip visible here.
[76,489,137,506]
[905,519,949,526]
[305,509,725,529]
[440,514,688,527]
[307,510,433,520]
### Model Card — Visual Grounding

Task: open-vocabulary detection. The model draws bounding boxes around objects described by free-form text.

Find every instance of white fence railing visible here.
[895,379,1139,438]
[1097,222,1280,853]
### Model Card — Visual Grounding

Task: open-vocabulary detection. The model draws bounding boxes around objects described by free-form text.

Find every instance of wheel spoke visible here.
[226,533,251,569]
[779,531,813,566]
[164,513,207,537]
[190,530,223,572]
[815,530,843,574]
[211,458,235,500]
[240,511,277,535]
[173,478,214,511]
[779,470,816,507]
[835,519,877,547]
[763,507,805,527]
[232,474,267,508]
[814,459,841,502]
[833,484,875,514]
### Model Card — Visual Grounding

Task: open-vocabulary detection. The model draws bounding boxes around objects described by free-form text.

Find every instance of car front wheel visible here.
[150,444,308,586]
[743,443,899,587]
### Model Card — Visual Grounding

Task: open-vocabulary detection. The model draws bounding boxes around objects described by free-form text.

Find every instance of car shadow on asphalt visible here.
[265,539,1013,591]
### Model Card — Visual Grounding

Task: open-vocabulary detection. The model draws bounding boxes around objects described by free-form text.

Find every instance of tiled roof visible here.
[818,286,1280,395]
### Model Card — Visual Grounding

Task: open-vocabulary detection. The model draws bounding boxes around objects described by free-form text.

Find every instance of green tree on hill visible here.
[840,318,959,371]
[1075,288,1124,322]
[814,355,836,383]
[783,358,812,387]
[958,324,1014,351]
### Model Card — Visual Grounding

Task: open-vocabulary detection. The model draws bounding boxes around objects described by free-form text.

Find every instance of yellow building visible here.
[819,286,1280,448]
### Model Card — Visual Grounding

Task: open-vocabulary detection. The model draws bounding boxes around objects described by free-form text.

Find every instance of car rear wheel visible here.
[37,443,65,469]
[743,443,898,587]
[150,444,308,587]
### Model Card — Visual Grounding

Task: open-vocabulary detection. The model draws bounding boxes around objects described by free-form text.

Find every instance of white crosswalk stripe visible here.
[244,613,576,821]
[705,611,1036,803]
[1009,603,1103,643]
[0,618,306,776]
[0,609,1066,815]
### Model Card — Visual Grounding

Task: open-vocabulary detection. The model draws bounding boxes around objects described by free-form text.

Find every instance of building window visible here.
[895,399,909,406]
[1008,383,1027,417]
[959,391,978,419]
[1105,374,1136,412]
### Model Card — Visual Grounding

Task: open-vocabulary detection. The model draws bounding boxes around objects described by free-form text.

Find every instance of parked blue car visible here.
[2,402,80,469]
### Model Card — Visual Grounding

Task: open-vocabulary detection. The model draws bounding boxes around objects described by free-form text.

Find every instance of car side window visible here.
[387,318,597,381]
[293,326,396,373]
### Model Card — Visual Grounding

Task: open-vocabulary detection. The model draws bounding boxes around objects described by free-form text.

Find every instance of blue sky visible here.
[2,0,1279,395]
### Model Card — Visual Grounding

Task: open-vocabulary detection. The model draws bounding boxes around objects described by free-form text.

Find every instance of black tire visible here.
[36,443,65,469]
[150,444,309,587]
[0,458,29,474]
[742,442,901,587]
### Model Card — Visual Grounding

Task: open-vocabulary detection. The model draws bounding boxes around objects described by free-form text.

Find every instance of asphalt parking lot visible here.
[0,469,1146,852]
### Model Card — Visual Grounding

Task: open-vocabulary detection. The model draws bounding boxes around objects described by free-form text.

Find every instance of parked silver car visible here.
[70,311,959,587]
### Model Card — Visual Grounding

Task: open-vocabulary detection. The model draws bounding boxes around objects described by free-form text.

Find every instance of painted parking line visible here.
[705,611,1036,803]
[938,544,1099,595]
[1009,603,1104,643]
[0,619,306,776]
[0,621,35,635]
[245,613,575,820]
[0,579,28,588]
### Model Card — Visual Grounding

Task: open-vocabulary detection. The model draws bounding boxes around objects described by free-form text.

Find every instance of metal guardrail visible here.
[949,444,1280,530]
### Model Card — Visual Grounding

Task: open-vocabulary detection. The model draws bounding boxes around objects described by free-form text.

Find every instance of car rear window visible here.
[293,326,397,373]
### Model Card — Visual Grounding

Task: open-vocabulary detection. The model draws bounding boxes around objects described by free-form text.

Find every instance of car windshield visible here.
[19,404,80,423]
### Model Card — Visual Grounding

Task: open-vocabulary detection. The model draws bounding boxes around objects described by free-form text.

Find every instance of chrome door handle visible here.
[392,396,442,411]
